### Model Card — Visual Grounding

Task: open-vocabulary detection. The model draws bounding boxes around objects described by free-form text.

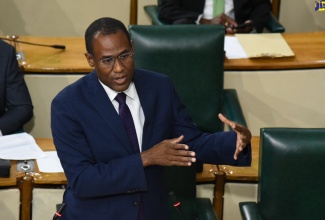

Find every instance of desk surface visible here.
[16,36,90,73]
[225,32,325,70]
[4,31,325,73]
[33,138,67,185]
[32,137,260,185]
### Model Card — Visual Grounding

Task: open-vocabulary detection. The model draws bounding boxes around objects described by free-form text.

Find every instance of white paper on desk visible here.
[224,36,248,59]
[0,132,46,160]
[37,151,64,173]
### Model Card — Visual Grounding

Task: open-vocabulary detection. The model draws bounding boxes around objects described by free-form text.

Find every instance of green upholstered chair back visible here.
[258,128,325,219]
[129,25,224,220]
[129,25,225,133]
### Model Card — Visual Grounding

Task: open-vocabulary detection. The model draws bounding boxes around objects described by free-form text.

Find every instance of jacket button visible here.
[133,201,139,207]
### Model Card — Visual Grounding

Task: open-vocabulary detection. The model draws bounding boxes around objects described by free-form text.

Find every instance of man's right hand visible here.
[141,135,196,167]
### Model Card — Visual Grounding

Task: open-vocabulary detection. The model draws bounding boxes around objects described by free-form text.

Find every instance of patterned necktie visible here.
[115,92,144,220]
[115,93,144,220]
[115,92,140,153]
[213,0,225,17]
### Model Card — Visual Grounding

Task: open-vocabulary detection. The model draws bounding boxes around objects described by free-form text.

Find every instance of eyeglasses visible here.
[89,51,134,69]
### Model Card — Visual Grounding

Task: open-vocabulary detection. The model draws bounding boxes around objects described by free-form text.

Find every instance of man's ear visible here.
[85,53,95,68]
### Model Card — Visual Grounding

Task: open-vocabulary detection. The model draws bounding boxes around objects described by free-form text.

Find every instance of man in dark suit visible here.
[158,0,271,33]
[51,17,251,220]
[0,40,33,135]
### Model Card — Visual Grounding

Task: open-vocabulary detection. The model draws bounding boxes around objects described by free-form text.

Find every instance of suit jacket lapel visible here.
[133,70,155,151]
[88,71,134,154]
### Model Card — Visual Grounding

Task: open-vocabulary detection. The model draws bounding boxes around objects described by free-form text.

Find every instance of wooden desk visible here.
[196,164,219,183]
[4,31,325,73]
[0,160,20,187]
[224,32,325,70]
[14,36,91,73]
[33,138,67,185]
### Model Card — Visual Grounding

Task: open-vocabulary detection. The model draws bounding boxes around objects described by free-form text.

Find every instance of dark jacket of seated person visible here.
[158,0,271,33]
[0,40,33,135]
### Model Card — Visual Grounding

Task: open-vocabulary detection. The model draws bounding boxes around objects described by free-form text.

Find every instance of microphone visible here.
[52,203,66,220]
[169,191,185,220]
[0,36,66,50]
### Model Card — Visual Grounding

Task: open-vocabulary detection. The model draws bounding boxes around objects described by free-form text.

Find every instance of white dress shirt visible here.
[99,80,145,152]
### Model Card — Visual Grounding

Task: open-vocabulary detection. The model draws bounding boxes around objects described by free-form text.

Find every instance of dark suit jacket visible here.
[0,40,33,135]
[158,0,271,33]
[51,69,251,220]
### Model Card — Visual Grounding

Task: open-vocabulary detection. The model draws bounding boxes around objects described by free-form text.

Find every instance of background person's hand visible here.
[232,20,254,33]
[199,13,237,34]
[141,135,196,167]
[218,113,252,160]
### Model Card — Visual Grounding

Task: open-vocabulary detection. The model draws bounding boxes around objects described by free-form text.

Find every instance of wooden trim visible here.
[272,0,281,19]
[130,0,138,24]
[213,171,226,220]
[18,174,33,220]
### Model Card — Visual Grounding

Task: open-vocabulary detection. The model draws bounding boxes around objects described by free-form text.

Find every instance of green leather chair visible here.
[144,0,285,33]
[240,128,325,220]
[129,24,247,220]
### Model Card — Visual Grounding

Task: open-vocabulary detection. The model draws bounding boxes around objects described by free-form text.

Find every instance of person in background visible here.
[158,0,271,34]
[51,17,252,220]
[0,40,33,135]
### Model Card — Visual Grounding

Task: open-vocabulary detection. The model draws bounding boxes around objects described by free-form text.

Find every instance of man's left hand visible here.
[218,113,252,160]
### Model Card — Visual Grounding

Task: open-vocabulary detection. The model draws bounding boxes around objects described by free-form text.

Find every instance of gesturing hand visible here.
[141,135,196,167]
[218,113,252,160]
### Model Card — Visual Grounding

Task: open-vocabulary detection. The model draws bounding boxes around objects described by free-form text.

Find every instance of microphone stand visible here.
[0,35,66,61]
[0,36,66,49]
[169,191,185,220]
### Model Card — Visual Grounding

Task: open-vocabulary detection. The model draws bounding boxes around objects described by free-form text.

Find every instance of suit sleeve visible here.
[167,78,251,166]
[0,43,33,135]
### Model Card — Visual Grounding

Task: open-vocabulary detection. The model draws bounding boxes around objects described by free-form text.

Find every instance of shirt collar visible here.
[99,80,136,102]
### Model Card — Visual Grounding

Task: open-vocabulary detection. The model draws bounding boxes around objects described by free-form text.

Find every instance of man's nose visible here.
[113,59,124,72]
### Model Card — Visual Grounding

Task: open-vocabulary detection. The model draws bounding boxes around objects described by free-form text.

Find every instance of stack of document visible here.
[0,132,64,173]
[37,151,64,173]
[225,33,295,59]
[0,132,46,160]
